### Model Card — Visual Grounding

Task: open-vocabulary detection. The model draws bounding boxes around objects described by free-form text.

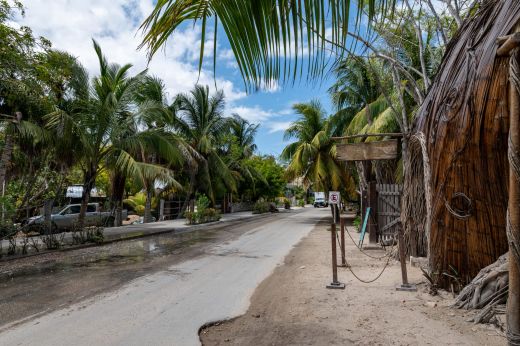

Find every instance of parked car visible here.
[24,203,126,233]
[313,192,328,208]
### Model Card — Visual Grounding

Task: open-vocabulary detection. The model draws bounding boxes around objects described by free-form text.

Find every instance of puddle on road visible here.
[1,229,218,281]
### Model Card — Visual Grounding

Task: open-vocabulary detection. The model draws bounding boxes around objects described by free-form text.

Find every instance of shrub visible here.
[184,211,195,225]
[297,200,305,207]
[184,195,221,224]
[253,201,270,214]
[353,216,362,232]
[283,198,291,209]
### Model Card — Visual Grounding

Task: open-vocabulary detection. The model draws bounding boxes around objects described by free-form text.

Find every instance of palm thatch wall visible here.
[403,0,520,286]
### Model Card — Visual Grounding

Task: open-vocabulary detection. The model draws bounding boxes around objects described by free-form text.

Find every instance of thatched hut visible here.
[403,0,520,286]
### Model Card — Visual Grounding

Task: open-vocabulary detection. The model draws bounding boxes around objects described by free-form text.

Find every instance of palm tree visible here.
[140,1,386,90]
[173,85,236,207]
[281,101,346,192]
[225,114,266,198]
[46,40,177,227]
[133,76,191,223]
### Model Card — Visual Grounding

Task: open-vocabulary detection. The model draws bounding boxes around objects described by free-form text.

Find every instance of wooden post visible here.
[339,217,347,267]
[507,47,520,345]
[368,181,378,244]
[326,223,345,289]
[396,222,417,292]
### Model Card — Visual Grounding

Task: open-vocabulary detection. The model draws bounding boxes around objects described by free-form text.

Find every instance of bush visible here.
[353,216,361,232]
[297,200,305,207]
[184,195,221,225]
[283,198,291,209]
[252,201,270,214]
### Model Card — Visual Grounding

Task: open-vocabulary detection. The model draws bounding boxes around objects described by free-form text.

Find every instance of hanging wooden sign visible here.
[336,139,399,161]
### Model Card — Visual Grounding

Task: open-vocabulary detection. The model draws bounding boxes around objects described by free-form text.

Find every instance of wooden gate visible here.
[376,184,402,245]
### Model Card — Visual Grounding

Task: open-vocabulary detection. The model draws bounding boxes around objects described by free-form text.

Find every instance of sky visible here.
[13,0,337,157]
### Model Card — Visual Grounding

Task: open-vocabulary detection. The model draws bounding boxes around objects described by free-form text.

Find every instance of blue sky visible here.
[14,0,337,156]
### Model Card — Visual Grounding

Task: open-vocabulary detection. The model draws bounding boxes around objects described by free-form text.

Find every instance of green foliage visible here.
[184,194,221,225]
[281,100,353,193]
[249,156,286,200]
[297,200,305,207]
[141,0,382,91]
[252,200,271,214]
[353,216,361,232]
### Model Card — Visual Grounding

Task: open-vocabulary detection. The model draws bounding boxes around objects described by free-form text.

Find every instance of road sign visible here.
[329,191,341,204]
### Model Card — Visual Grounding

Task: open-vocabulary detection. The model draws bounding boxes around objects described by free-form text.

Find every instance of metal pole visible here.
[327,223,345,289]
[340,217,347,267]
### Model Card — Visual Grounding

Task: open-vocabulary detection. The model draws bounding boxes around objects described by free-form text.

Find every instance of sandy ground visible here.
[200,221,506,346]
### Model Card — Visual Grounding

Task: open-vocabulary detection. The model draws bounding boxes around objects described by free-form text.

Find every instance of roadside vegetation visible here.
[0,2,289,253]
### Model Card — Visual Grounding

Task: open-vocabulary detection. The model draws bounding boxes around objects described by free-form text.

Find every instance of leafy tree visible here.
[249,155,286,201]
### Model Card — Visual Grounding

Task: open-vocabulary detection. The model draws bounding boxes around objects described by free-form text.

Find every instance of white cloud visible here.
[16,0,246,103]
[267,121,293,133]
[228,105,275,123]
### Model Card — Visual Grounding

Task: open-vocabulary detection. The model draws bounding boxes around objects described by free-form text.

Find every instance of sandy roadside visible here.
[200,221,506,346]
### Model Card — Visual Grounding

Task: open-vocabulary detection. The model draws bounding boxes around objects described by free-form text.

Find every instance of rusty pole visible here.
[327,223,345,289]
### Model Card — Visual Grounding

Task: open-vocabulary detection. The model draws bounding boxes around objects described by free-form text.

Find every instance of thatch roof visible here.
[404,0,520,285]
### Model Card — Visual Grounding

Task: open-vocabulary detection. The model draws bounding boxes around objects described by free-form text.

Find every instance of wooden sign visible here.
[336,139,399,161]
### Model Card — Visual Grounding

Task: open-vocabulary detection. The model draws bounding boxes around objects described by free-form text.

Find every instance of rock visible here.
[425,301,437,308]
[299,266,306,269]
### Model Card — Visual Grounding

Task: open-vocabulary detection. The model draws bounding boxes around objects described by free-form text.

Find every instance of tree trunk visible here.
[0,131,15,201]
[110,172,126,226]
[144,188,153,223]
[178,169,196,219]
[78,172,95,228]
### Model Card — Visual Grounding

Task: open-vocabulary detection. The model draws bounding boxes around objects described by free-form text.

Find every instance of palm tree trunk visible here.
[110,172,126,226]
[144,188,153,223]
[178,169,196,219]
[78,171,95,228]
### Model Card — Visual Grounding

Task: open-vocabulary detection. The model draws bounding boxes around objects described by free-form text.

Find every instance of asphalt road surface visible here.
[0,207,328,346]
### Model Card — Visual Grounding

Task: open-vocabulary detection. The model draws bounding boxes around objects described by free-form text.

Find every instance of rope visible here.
[507,211,520,272]
[444,192,472,220]
[344,254,393,284]
[507,329,520,346]
[506,48,520,346]
[344,224,394,260]
[333,223,394,283]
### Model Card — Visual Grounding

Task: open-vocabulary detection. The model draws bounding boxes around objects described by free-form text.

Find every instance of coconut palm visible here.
[140,1,385,90]
[46,40,178,226]
[133,75,192,223]
[224,114,266,197]
[173,85,236,206]
[281,100,346,192]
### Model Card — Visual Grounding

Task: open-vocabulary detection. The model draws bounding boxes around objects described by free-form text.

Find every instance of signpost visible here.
[326,192,345,289]
[329,191,340,224]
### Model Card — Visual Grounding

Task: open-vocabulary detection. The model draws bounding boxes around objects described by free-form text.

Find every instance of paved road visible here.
[0,207,328,346]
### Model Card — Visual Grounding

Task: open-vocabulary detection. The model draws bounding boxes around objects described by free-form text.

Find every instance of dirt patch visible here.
[200,222,505,346]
